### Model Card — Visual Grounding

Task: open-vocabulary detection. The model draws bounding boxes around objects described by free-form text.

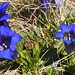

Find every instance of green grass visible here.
[1,0,75,75]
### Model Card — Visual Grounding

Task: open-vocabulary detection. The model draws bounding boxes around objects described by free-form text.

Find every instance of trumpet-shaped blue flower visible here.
[55,24,75,53]
[40,0,50,12]
[0,26,22,60]
[55,24,75,45]
[0,2,10,21]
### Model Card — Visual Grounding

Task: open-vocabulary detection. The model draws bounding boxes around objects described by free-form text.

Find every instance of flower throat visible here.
[64,30,75,40]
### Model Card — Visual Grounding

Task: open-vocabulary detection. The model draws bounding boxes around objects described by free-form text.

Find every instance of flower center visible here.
[64,30,75,40]
[3,43,8,49]
[1,35,11,50]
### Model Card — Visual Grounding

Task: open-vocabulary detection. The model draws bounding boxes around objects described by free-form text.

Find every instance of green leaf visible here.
[54,40,64,54]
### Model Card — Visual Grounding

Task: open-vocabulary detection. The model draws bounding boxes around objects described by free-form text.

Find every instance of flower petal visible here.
[0,3,2,11]
[0,49,13,60]
[8,30,15,37]
[0,26,15,36]
[40,6,48,12]
[60,24,70,33]
[40,0,50,5]
[0,49,18,60]
[64,40,72,45]
[0,37,3,44]
[72,38,75,42]
[1,2,10,14]
[55,32,63,39]
[0,26,10,36]
[69,24,74,30]
[0,14,10,21]
[40,0,50,12]
[71,24,75,34]
[11,34,22,45]
[10,44,16,51]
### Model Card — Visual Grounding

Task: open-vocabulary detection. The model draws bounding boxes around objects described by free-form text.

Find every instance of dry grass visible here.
[0,0,75,75]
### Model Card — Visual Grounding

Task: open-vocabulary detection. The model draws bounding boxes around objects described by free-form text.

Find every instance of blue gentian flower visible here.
[0,2,10,21]
[55,24,75,53]
[55,24,75,45]
[40,0,50,12]
[0,26,22,60]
